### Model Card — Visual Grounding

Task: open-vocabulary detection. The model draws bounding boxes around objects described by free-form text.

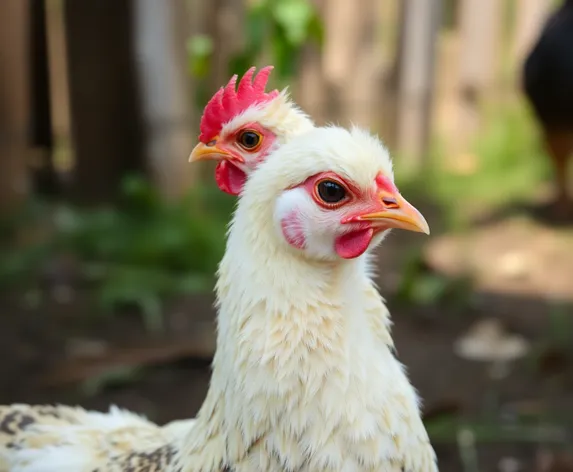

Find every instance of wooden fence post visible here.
[395,0,442,171]
[321,0,384,129]
[133,0,197,201]
[29,0,58,196]
[455,0,503,151]
[45,0,72,182]
[0,0,31,215]
[63,0,145,204]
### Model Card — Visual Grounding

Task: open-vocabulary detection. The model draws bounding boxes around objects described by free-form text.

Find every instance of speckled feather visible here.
[0,404,194,471]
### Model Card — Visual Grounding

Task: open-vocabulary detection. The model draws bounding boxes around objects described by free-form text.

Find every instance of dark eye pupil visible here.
[317,180,346,204]
[240,132,260,148]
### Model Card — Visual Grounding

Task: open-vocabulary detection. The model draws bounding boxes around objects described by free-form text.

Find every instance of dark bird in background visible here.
[523,0,573,219]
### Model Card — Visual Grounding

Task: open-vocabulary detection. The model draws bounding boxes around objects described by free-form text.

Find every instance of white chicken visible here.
[1,125,437,471]
[184,125,436,471]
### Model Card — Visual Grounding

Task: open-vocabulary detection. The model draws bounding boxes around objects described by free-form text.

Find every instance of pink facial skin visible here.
[280,210,307,249]
[281,171,397,259]
[214,122,277,196]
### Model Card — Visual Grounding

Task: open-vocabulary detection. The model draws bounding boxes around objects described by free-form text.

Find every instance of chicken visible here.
[523,0,573,217]
[184,125,436,471]
[191,65,314,196]
[1,125,437,471]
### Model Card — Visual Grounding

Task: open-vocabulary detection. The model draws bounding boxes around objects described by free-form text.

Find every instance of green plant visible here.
[230,0,323,83]
[187,0,323,107]
[0,175,232,333]
[395,249,473,310]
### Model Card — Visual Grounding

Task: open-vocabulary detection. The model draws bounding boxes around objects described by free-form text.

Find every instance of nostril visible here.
[382,197,399,208]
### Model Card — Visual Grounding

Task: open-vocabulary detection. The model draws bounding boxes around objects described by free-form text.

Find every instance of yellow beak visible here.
[356,193,430,235]
[188,137,242,164]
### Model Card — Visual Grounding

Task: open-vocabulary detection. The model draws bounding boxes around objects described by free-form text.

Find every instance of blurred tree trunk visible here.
[394,0,442,171]
[322,0,384,129]
[513,0,551,63]
[0,0,31,215]
[207,0,245,91]
[187,0,211,122]
[133,0,197,201]
[296,0,327,124]
[378,0,400,145]
[297,43,327,124]
[63,0,145,204]
[29,0,58,197]
[455,0,503,151]
[45,0,72,186]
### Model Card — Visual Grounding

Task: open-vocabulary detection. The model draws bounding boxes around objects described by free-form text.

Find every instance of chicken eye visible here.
[316,180,347,205]
[238,130,262,150]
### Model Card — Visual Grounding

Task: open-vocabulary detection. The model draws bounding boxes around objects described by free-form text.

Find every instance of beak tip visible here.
[188,138,235,164]
[188,142,205,163]
[416,217,430,235]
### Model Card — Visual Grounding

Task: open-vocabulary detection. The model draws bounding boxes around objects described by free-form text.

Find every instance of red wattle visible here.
[334,228,374,259]
[215,161,247,196]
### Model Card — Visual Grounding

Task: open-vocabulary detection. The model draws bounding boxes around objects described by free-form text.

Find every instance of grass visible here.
[0,175,234,332]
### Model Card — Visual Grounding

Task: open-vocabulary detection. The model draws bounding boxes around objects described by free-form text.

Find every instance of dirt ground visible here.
[0,201,572,472]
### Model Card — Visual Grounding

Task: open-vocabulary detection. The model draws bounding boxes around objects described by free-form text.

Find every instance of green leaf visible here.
[175,273,211,294]
[245,3,268,54]
[120,174,161,215]
[0,243,53,288]
[187,34,214,78]
[271,31,298,80]
[272,0,314,46]
[411,275,449,305]
[307,12,325,45]
[548,305,573,347]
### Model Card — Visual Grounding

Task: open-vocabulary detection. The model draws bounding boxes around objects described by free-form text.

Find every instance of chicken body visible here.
[523,0,573,215]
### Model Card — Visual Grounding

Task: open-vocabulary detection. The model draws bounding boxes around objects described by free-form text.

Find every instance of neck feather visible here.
[179,193,393,470]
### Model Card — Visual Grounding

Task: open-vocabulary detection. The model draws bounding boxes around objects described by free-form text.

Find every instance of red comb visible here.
[199,66,280,143]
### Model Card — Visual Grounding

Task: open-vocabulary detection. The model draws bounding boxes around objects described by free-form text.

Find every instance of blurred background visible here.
[0,0,572,470]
